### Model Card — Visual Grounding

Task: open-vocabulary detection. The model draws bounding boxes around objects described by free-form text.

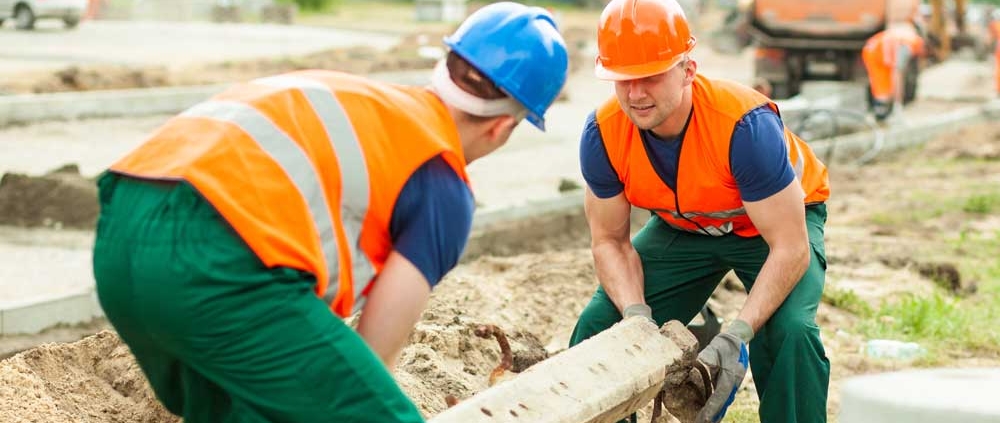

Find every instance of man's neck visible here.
[650,90,693,140]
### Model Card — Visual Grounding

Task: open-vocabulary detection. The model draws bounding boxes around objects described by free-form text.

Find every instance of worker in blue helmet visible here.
[91,2,568,423]
[442,1,568,130]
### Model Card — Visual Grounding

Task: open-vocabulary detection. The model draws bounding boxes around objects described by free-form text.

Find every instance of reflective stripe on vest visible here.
[251,75,375,306]
[182,75,376,310]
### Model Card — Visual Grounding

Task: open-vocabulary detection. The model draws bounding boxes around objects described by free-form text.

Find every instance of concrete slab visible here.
[0,70,433,127]
[840,367,1000,423]
[428,317,682,423]
[0,227,95,310]
[0,84,229,127]
[1,291,102,335]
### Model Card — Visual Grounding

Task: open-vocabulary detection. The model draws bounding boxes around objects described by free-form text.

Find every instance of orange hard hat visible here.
[595,0,697,81]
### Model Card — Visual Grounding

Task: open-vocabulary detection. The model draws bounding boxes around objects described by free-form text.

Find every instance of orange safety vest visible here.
[111,70,470,317]
[595,74,829,237]
[862,26,925,100]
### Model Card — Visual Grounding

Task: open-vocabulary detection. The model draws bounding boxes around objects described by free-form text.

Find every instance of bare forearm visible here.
[592,240,645,312]
[737,245,810,332]
[356,252,431,369]
[356,302,423,369]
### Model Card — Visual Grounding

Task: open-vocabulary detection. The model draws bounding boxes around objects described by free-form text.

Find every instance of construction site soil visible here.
[1,120,999,422]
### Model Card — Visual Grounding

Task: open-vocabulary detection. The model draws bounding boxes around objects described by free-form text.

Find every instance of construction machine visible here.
[716,0,983,100]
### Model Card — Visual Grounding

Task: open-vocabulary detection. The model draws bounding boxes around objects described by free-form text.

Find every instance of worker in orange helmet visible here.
[91,3,568,422]
[570,0,831,422]
[861,22,926,121]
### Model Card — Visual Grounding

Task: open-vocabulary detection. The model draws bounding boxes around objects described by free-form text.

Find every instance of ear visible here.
[683,59,698,84]
[485,114,519,145]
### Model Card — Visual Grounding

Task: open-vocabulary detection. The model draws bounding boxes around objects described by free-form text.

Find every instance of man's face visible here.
[613,61,690,131]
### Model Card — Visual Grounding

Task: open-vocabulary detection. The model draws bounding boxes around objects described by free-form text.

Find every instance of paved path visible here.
[0,20,400,74]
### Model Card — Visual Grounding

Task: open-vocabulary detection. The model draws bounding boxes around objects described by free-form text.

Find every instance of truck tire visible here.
[770,81,790,99]
[903,61,919,104]
[14,4,35,30]
[769,79,802,100]
[64,16,80,29]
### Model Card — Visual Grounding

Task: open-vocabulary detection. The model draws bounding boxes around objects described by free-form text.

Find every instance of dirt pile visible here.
[0,164,98,229]
[0,331,177,423]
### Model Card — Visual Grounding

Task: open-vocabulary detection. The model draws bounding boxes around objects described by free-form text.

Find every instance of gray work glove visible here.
[695,319,752,423]
[622,303,654,324]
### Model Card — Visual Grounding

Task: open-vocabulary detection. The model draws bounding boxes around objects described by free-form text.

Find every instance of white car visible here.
[0,0,87,30]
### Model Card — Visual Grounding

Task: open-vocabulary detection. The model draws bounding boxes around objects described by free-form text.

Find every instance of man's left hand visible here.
[694,320,752,423]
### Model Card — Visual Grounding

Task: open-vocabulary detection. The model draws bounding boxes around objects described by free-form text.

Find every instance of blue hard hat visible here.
[443,2,569,131]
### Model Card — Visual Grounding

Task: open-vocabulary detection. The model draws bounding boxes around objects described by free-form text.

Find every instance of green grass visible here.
[721,404,761,423]
[826,222,1000,362]
[962,193,1000,214]
[855,286,1000,358]
[821,287,873,317]
[869,188,1000,227]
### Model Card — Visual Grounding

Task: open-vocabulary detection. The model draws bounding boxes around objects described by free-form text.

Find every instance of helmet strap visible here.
[430,60,526,119]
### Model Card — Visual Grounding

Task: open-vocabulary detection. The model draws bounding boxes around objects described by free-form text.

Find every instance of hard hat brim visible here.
[594,57,682,81]
[526,112,545,131]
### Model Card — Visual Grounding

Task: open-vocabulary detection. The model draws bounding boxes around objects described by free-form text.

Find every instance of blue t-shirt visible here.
[389,155,474,288]
[580,105,795,202]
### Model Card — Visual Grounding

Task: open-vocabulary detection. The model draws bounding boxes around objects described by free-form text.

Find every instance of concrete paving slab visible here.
[0,227,94,310]
[429,317,681,423]
[840,367,1000,423]
[2,291,102,335]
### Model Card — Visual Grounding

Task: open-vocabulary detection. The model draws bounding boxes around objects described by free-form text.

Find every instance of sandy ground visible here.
[2,9,1000,422]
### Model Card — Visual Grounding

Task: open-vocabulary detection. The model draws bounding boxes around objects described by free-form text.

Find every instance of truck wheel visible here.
[903,61,919,104]
[787,78,803,99]
[64,15,80,29]
[14,4,35,30]
[769,81,790,99]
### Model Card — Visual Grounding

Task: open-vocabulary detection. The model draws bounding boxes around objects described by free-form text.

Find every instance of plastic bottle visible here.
[861,339,926,360]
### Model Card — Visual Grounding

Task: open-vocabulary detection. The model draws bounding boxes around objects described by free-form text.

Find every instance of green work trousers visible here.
[92,174,424,423]
[570,205,830,423]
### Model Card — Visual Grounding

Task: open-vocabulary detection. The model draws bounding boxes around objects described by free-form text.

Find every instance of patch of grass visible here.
[867,187,1000,227]
[721,406,759,423]
[857,290,1000,355]
[867,189,951,226]
[822,287,873,317]
[962,193,1000,214]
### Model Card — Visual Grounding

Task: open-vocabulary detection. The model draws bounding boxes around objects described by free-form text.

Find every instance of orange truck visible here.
[741,0,922,100]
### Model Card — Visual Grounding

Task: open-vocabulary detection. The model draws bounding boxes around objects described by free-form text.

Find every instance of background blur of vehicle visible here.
[713,0,992,100]
[0,0,87,30]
